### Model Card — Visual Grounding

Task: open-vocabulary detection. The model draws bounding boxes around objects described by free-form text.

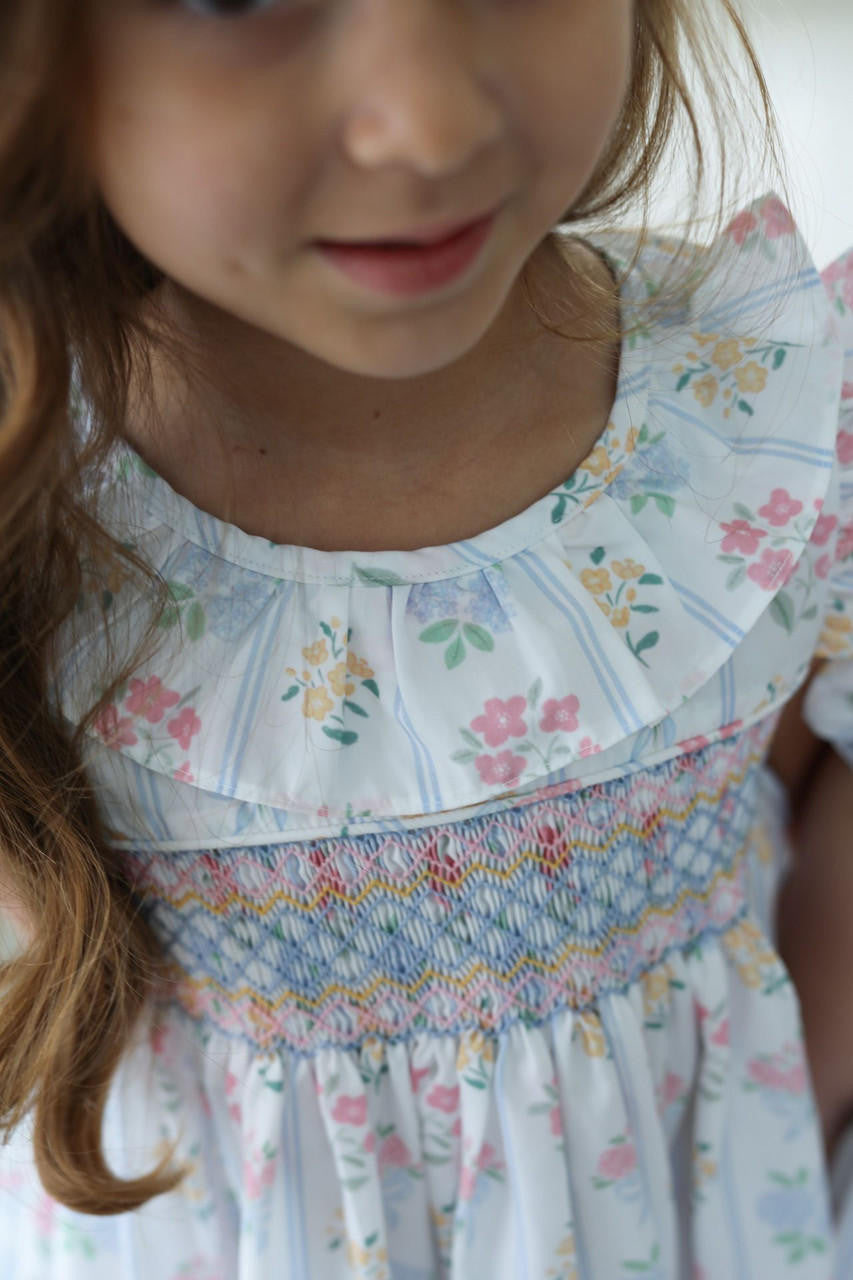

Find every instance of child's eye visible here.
[180,0,303,16]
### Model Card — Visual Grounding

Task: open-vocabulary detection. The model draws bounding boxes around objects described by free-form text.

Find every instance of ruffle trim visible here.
[55,194,843,829]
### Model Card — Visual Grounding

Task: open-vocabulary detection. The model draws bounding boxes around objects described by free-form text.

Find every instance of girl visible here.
[0,1,851,1277]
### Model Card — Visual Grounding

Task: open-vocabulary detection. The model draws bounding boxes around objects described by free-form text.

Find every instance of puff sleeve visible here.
[803,250,853,765]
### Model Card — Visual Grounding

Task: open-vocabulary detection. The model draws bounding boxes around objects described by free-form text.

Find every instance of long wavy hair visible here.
[0,0,782,1215]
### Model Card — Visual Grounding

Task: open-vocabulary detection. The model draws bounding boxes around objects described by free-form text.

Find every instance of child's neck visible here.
[124,237,620,553]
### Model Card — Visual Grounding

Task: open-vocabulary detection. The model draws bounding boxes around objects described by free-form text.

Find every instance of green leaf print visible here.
[167,581,195,602]
[631,495,649,515]
[652,494,676,517]
[591,546,607,566]
[343,700,369,718]
[281,685,301,702]
[638,573,664,585]
[770,591,796,634]
[738,399,755,416]
[463,623,495,652]
[445,635,466,670]
[773,347,787,369]
[354,566,408,587]
[186,600,206,642]
[634,631,660,655]
[323,727,359,746]
[420,620,459,644]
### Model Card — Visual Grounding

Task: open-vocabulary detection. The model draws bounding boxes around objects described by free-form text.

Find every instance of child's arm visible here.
[770,664,853,1157]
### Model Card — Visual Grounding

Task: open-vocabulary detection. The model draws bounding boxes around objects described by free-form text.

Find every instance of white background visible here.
[1,0,852,959]
[643,0,853,266]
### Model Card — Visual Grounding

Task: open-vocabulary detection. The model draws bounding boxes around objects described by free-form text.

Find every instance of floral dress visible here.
[2,193,853,1279]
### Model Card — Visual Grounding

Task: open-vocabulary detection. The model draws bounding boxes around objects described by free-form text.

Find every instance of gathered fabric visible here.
[2,193,853,1278]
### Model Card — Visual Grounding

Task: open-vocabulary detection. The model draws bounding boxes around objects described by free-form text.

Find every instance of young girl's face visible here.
[84,0,633,385]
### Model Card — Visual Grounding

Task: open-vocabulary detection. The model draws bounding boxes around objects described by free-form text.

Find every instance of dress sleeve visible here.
[803,249,853,764]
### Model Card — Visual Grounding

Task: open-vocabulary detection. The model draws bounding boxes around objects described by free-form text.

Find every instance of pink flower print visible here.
[726,210,758,245]
[811,513,838,547]
[331,1093,368,1126]
[677,734,710,753]
[747,548,796,591]
[597,1141,637,1181]
[549,1106,563,1137]
[225,1071,239,1097]
[174,761,195,784]
[748,1058,807,1093]
[815,554,832,581]
[838,521,853,562]
[426,1083,460,1113]
[662,1072,685,1107]
[711,1018,730,1047]
[720,519,767,556]
[718,719,744,740]
[579,737,601,757]
[125,675,181,723]
[539,695,580,734]
[843,386,853,405]
[244,1156,276,1201]
[150,1023,168,1056]
[229,1102,242,1126]
[761,196,796,239]
[451,1116,462,1137]
[93,704,138,749]
[470,695,527,748]
[758,488,803,527]
[378,1134,412,1172]
[364,1131,376,1154]
[34,1192,57,1239]
[839,429,853,463]
[459,1166,477,1201]
[475,751,526,788]
[476,1141,499,1172]
[168,706,202,751]
[410,1063,432,1095]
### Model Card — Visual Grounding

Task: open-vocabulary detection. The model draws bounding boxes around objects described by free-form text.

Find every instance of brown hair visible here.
[0,0,782,1214]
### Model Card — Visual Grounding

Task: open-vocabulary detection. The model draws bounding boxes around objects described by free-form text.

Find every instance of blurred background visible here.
[645,0,853,265]
[1,0,852,961]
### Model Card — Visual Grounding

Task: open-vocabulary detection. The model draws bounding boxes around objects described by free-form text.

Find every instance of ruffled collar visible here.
[55,194,844,839]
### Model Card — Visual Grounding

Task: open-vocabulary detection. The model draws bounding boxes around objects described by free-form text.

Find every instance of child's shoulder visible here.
[590,191,830,343]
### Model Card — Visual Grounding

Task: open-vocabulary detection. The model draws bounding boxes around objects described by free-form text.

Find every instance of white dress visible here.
[2,193,853,1279]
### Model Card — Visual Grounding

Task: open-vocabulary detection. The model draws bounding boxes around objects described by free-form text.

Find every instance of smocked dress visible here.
[2,193,853,1280]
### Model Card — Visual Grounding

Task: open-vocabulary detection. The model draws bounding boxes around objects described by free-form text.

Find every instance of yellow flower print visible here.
[346,651,375,679]
[611,607,630,629]
[626,588,637,603]
[547,1232,579,1280]
[693,374,719,408]
[328,662,356,698]
[734,361,768,394]
[818,613,853,656]
[691,331,719,347]
[579,444,611,477]
[625,426,639,453]
[712,338,742,371]
[302,638,329,665]
[580,567,613,596]
[595,599,612,618]
[456,1027,495,1072]
[641,965,672,1017]
[303,686,334,721]
[346,1240,371,1269]
[612,558,645,580]
[330,616,341,628]
[576,1010,607,1058]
